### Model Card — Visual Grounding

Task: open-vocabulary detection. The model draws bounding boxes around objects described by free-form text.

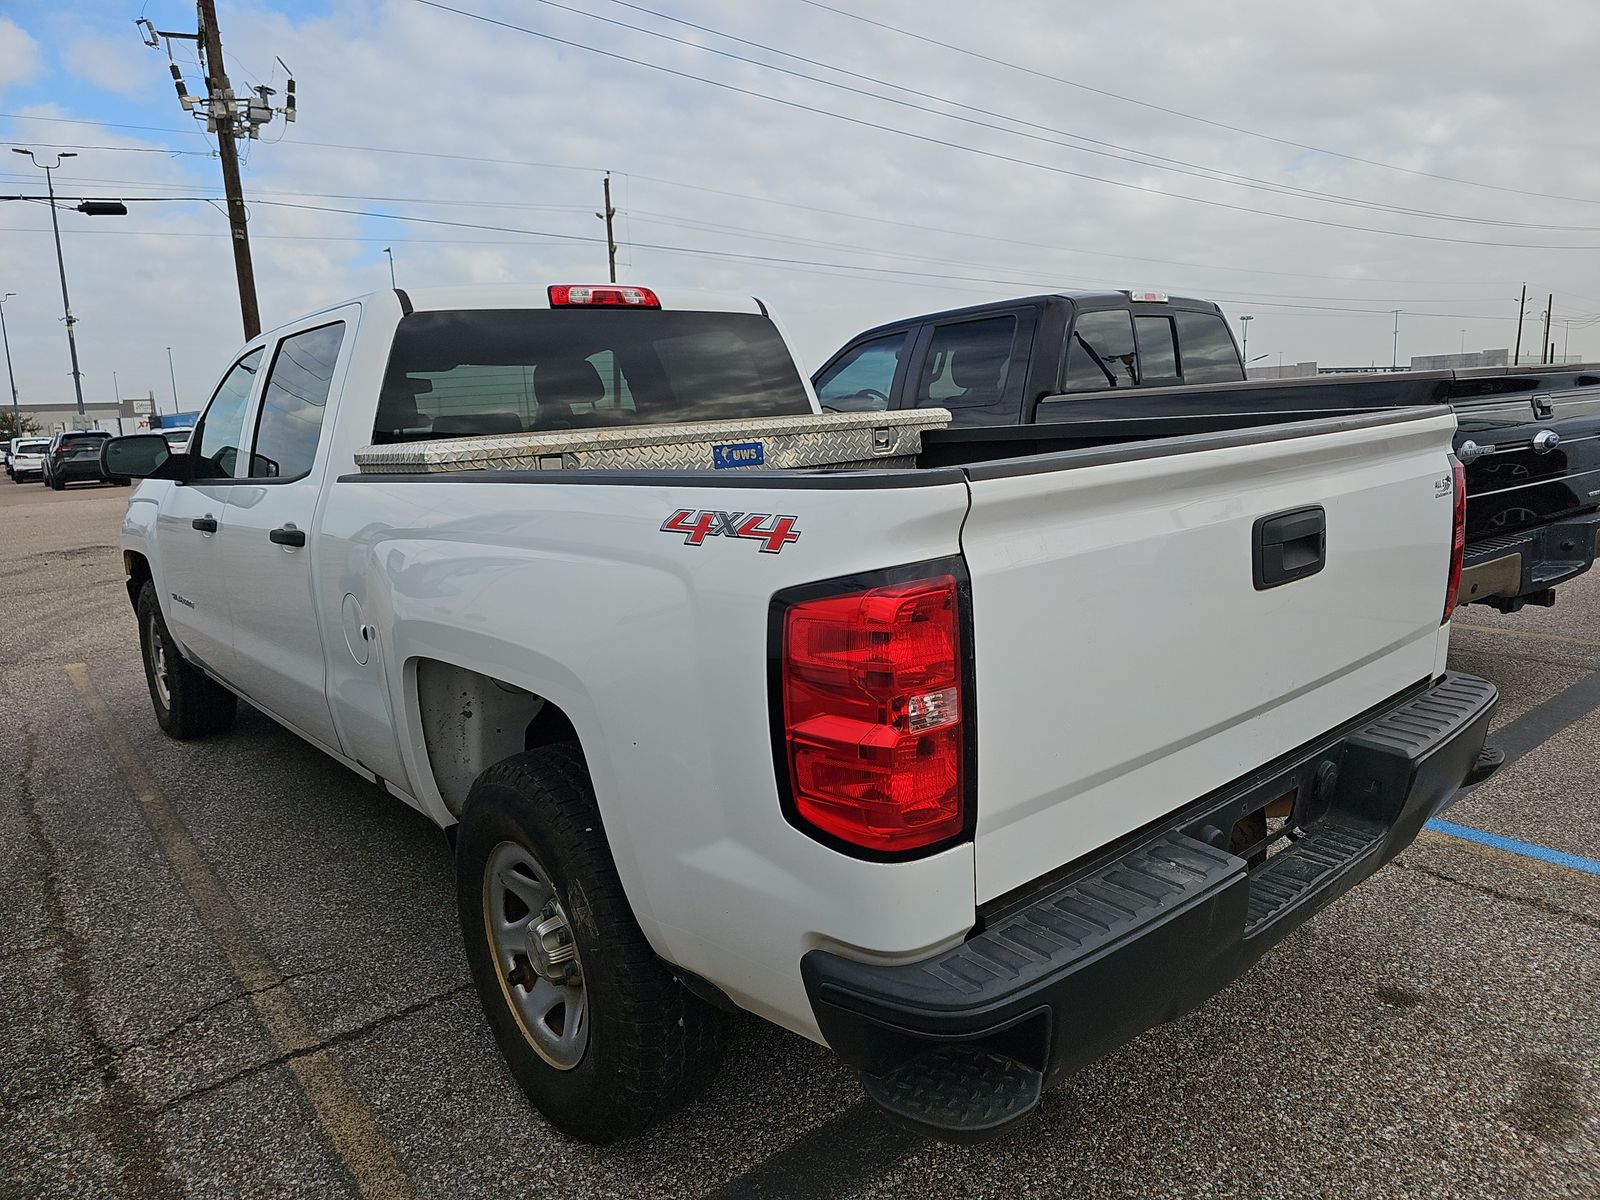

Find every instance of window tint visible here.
[375,310,811,442]
[1062,310,1136,390]
[1135,316,1178,383]
[1176,311,1244,383]
[916,317,1016,409]
[814,333,907,412]
[249,323,345,480]
[191,349,263,478]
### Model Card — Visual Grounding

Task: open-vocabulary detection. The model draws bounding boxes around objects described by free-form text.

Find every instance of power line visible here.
[0,113,1555,283]
[562,0,1598,233]
[408,0,1600,251]
[793,0,1600,209]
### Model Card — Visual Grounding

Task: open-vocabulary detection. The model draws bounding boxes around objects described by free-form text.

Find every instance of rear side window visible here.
[814,332,907,412]
[375,309,811,442]
[191,349,264,478]
[916,317,1017,409]
[1135,316,1178,383]
[1062,310,1136,390]
[249,322,345,480]
[1176,311,1244,383]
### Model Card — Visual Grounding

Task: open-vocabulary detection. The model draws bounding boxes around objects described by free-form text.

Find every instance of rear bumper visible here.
[52,460,107,482]
[1459,511,1600,608]
[802,672,1498,1140]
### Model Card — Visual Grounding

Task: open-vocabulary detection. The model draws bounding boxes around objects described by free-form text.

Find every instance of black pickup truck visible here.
[813,291,1600,613]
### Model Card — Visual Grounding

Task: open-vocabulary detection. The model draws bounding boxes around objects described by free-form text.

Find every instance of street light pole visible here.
[383,247,396,289]
[0,293,19,430]
[1240,314,1254,362]
[12,149,85,416]
[166,346,179,417]
[1391,309,1401,370]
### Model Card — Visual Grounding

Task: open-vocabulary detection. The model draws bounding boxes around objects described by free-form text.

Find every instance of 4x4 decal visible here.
[661,509,801,554]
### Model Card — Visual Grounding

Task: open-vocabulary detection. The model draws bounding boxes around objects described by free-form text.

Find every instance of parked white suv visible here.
[9,437,48,483]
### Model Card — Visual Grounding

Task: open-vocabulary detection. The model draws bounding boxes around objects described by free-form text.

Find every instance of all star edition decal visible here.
[661,509,801,554]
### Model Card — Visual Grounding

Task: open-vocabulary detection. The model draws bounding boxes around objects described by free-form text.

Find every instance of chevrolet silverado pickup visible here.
[815,291,1600,613]
[107,283,1497,1143]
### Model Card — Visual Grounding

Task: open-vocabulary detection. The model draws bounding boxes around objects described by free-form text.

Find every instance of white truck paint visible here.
[114,285,1488,1141]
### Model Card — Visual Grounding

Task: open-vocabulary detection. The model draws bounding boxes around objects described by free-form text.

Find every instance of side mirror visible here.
[102,433,187,481]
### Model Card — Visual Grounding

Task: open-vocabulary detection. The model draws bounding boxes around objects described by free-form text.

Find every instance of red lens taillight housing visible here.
[1443,456,1466,624]
[778,573,968,855]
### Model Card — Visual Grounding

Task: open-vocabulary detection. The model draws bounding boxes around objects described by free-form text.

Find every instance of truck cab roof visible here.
[837,291,1226,345]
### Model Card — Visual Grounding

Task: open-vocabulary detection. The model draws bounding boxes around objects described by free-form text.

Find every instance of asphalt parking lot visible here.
[2,479,1596,1200]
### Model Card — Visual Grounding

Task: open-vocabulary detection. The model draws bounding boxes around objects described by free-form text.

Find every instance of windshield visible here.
[17,439,47,453]
[374,309,812,443]
[61,433,110,446]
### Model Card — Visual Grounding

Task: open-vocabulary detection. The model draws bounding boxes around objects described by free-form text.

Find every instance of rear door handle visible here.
[1253,506,1326,590]
[269,525,306,547]
[191,516,218,533]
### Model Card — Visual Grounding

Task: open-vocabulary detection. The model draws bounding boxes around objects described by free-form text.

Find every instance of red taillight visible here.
[1443,456,1466,624]
[547,284,660,308]
[780,575,966,854]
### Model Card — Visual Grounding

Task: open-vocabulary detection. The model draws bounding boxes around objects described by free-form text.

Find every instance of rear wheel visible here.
[456,746,726,1142]
[136,581,237,739]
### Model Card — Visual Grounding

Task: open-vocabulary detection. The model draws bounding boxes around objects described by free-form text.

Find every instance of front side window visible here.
[374,310,811,443]
[814,332,908,412]
[191,348,264,479]
[249,323,346,480]
[1176,311,1244,383]
[1062,310,1137,390]
[916,317,1017,409]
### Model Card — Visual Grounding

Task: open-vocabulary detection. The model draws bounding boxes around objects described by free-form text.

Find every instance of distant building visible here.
[1245,349,1587,380]
[1246,361,1319,380]
[11,394,158,435]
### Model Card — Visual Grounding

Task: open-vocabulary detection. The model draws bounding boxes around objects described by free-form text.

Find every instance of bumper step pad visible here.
[861,1045,1043,1142]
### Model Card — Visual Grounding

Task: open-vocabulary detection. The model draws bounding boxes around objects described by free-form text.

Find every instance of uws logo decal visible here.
[661,509,801,554]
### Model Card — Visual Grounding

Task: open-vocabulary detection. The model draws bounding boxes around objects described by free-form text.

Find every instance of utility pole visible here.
[383,247,396,289]
[0,293,18,429]
[139,8,296,342]
[1514,283,1527,365]
[1564,320,1572,363]
[167,347,179,416]
[599,173,618,283]
[1391,309,1401,370]
[1239,314,1253,362]
[198,0,260,339]
[1542,293,1553,365]
[12,150,85,415]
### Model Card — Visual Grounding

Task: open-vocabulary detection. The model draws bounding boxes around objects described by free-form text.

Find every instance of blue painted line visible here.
[1425,818,1600,877]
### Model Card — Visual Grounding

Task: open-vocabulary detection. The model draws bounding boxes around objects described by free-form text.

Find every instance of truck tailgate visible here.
[961,409,1458,902]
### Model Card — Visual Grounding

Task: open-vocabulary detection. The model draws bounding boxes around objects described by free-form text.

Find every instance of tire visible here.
[111,476,131,487]
[136,581,237,739]
[456,746,727,1142]
[50,475,63,491]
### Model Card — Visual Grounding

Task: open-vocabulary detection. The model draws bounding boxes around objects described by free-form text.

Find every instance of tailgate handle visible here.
[1253,506,1325,590]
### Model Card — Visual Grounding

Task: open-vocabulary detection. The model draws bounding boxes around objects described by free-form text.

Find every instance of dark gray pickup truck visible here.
[814,291,1600,613]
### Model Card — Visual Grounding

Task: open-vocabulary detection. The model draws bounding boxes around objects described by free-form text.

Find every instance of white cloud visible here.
[0,16,41,90]
[64,31,151,99]
[4,0,1600,413]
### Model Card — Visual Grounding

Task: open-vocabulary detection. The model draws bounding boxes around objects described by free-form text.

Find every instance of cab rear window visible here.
[374,309,812,443]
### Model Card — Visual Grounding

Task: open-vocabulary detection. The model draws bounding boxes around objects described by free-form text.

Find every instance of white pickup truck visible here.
[108,283,1499,1143]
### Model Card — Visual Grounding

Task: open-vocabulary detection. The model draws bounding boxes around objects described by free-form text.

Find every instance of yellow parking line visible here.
[1453,623,1600,651]
[65,663,419,1200]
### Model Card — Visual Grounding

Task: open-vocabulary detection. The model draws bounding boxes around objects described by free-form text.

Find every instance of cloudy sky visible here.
[2,0,1599,412]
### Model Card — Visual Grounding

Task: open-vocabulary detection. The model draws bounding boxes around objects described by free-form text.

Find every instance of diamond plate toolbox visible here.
[353,409,952,474]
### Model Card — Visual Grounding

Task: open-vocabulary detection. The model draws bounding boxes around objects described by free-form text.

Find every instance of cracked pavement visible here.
[1,483,1595,1199]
